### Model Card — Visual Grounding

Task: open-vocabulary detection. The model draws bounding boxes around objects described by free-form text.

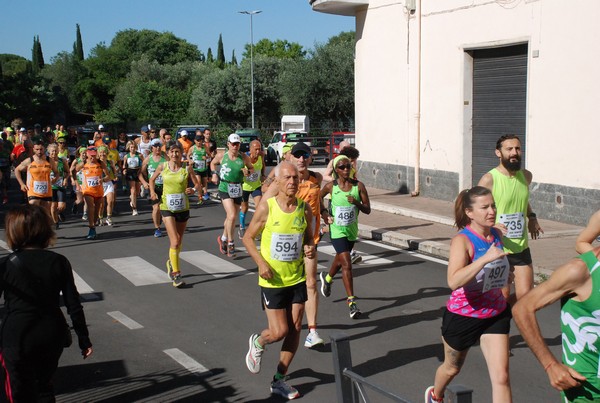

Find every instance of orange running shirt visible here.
[81,162,104,198]
[27,159,52,198]
[296,171,321,243]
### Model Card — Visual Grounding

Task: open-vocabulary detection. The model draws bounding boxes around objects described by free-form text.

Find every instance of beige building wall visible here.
[311,0,600,225]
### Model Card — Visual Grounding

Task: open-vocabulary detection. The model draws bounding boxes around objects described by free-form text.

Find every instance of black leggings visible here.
[0,345,63,403]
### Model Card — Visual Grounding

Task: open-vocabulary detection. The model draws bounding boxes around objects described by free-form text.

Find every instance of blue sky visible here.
[1,1,355,62]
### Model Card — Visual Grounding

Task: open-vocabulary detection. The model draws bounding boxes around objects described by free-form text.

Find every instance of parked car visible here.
[265,131,311,165]
[174,125,209,140]
[325,132,355,162]
[236,128,262,153]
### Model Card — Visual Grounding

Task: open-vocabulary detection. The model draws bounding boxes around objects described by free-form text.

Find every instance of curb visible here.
[358,223,450,260]
[370,201,455,227]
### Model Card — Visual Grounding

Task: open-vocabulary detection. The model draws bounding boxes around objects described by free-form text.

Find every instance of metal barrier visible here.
[331,332,473,403]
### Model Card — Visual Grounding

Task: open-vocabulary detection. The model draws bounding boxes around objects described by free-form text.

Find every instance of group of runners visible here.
[5,122,596,401]
[6,124,218,288]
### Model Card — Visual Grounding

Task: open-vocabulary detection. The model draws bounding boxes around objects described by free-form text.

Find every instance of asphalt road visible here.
[0,186,563,402]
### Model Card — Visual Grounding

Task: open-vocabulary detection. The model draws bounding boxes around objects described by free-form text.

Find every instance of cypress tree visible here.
[216,34,225,69]
[32,36,38,73]
[231,50,237,66]
[35,35,45,70]
[74,23,84,61]
[206,48,214,63]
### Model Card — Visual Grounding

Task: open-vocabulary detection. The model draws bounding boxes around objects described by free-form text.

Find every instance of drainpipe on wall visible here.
[411,0,422,197]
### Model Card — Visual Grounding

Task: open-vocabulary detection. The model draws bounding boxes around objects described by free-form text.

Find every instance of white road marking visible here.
[103,256,171,286]
[318,244,396,266]
[72,270,96,300]
[107,311,144,330]
[179,250,249,278]
[163,348,211,375]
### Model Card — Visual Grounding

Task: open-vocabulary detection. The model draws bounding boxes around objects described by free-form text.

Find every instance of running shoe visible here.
[58,212,65,222]
[320,272,331,297]
[424,386,443,403]
[270,378,300,400]
[55,222,60,230]
[172,272,185,288]
[217,236,227,255]
[106,217,113,226]
[132,209,138,216]
[86,228,96,240]
[238,227,246,239]
[71,203,78,214]
[304,331,324,348]
[140,187,145,198]
[351,253,362,264]
[246,333,264,374]
[82,213,88,221]
[197,199,204,206]
[96,218,103,227]
[202,193,210,201]
[227,242,236,258]
[154,228,162,238]
[349,302,361,319]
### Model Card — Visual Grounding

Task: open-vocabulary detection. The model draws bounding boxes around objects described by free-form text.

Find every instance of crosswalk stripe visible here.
[103,256,170,286]
[179,250,249,278]
[72,270,96,300]
[318,244,396,266]
[163,348,211,375]
[107,311,144,329]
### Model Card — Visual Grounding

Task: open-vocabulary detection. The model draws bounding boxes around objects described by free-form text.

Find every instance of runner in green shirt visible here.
[210,133,254,258]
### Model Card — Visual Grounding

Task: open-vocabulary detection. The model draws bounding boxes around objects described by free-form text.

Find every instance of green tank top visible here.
[560,250,600,402]
[489,168,530,253]
[51,158,66,190]
[190,146,208,173]
[148,155,166,187]
[218,152,245,192]
[76,157,83,185]
[243,155,263,192]
[329,180,360,241]
[259,197,307,288]
[58,149,68,159]
[160,163,189,212]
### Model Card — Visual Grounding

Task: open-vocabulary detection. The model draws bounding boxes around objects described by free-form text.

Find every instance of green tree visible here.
[98,56,195,128]
[244,39,306,60]
[231,50,237,66]
[216,34,225,69]
[206,47,214,63]
[279,32,355,128]
[78,29,203,115]
[74,23,84,61]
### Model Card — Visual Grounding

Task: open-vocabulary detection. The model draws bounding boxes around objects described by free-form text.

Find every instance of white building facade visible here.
[310,0,600,226]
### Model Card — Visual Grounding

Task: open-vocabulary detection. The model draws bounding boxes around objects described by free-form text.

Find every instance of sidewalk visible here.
[358,187,584,279]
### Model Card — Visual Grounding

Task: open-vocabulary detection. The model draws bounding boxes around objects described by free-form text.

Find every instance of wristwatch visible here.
[528,212,537,219]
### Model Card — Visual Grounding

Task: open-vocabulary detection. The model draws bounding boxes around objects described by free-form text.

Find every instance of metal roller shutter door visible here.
[471,44,528,185]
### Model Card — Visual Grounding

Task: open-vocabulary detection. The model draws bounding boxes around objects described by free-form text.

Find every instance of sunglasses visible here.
[336,164,352,170]
[293,152,311,159]
[230,142,240,146]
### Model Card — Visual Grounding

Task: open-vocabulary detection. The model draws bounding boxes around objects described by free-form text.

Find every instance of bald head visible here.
[339,140,350,151]
[275,161,299,196]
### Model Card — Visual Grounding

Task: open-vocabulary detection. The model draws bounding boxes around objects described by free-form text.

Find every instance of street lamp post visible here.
[239,10,261,129]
